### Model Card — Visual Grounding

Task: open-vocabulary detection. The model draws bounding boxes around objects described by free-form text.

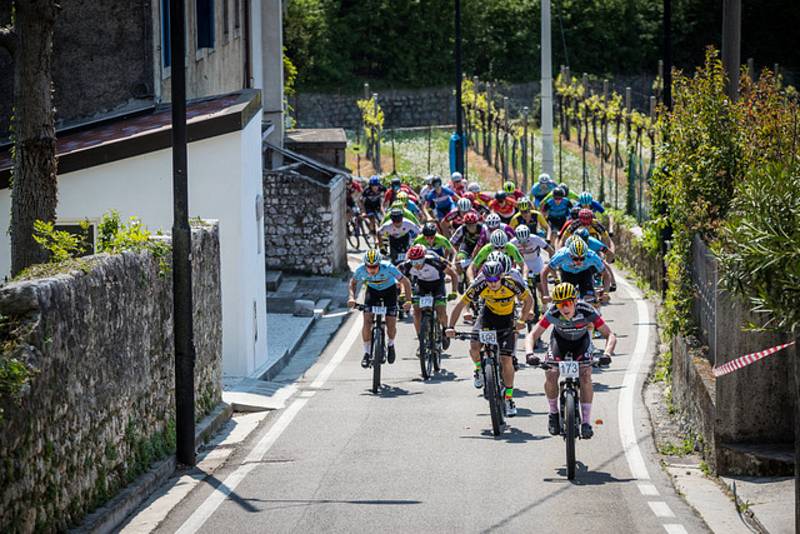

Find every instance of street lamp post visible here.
[454,0,464,174]
[540,0,554,176]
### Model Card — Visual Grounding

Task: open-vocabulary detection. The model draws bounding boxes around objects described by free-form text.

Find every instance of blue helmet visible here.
[575,227,590,241]
[369,175,381,186]
[579,191,593,206]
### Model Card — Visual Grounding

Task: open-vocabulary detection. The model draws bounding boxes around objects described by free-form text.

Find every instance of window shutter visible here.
[196,0,215,49]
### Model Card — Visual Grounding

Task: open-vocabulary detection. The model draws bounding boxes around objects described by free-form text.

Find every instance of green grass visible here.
[658,434,695,456]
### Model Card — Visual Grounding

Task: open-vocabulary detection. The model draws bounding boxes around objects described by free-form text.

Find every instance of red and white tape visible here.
[712,341,796,377]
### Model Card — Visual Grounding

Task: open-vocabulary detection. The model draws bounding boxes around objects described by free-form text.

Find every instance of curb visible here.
[259,314,318,382]
[74,401,233,534]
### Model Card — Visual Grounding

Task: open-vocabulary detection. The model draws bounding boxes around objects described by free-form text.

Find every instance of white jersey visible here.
[511,235,549,274]
[378,220,420,239]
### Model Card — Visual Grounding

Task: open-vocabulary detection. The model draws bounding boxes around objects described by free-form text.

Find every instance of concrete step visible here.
[718,442,794,476]
[265,270,283,291]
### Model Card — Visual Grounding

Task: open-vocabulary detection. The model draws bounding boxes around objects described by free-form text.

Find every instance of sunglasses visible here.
[555,299,576,308]
[366,264,380,271]
[485,276,501,283]
[411,259,425,266]
[570,255,585,263]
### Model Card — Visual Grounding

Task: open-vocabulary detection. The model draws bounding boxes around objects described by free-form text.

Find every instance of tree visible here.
[0,0,59,276]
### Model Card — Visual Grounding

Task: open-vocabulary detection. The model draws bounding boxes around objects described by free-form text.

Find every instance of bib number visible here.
[371,306,387,316]
[419,296,434,308]
[396,253,405,261]
[479,330,498,345]
[559,361,580,379]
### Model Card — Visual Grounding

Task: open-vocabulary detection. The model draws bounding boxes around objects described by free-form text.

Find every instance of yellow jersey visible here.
[461,275,530,316]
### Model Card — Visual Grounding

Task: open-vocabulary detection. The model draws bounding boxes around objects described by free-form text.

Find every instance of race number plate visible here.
[419,296,434,308]
[371,306,387,316]
[559,361,580,379]
[396,253,405,261]
[479,330,498,345]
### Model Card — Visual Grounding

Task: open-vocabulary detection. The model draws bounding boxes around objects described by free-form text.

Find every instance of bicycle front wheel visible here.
[419,313,432,380]
[372,328,383,394]
[485,359,504,436]
[347,219,360,249]
[565,391,577,480]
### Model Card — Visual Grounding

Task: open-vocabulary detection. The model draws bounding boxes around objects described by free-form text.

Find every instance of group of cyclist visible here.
[347,170,617,439]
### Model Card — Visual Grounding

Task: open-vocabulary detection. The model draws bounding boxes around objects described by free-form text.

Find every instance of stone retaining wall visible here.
[264,171,347,275]
[607,219,664,294]
[0,222,222,532]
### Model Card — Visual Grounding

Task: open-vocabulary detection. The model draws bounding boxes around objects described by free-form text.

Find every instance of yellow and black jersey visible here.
[461,276,530,316]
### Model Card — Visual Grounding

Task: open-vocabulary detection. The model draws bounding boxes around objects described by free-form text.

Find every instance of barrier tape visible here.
[712,341,796,377]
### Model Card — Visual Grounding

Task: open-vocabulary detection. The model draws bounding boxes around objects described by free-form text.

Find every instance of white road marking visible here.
[648,501,677,518]
[616,276,652,480]
[663,524,689,534]
[175,314,363,534]
[638,483,660,496]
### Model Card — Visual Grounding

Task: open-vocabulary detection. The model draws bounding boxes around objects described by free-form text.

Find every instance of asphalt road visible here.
[156,273,709,534]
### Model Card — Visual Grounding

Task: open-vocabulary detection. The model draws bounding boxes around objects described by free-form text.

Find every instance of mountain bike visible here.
[453,327,515,436]
[346,206,370,249]
[356,304,389,393]
[417,294,442,380]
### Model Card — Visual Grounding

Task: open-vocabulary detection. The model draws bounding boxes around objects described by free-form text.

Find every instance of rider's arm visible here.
[525,319,548,354]
[539,264,554,298]
[518,291,533,328]
[597,323,617,356]
[444,265,459,294]
[348,278,360,305]
[447,298,468,330]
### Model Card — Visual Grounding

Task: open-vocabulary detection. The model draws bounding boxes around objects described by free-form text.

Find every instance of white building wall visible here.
[0,112,267,379]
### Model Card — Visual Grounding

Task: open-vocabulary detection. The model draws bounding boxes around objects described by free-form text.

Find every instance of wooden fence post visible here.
[503,96,509,182]
[522,106,529,193]
[373,93,381,173]
[486,82,493,165]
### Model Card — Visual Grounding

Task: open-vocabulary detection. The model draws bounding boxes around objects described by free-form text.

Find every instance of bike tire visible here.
[347,220,360,249]
[485,360,503,436]
[432,323,441,372]
[372,328,383,394]
[419,313,431,380]
[565,391,577,480]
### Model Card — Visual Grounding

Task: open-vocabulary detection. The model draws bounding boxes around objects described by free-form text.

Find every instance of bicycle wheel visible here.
[347,219,360,249]
[419,313,431,380]
[361,219,374,248]
[372,327,383,394]
[485,359,503,436]
[565,391,577,480]
[432,323,441,372]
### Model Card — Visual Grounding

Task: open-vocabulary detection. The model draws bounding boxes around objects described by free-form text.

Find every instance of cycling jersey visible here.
[448,181,466,195]
[383,184,419,205]
[412,234,454,258]
[542,197,573,220]
[578,199,605,214]
[474,223,516,250]
[541,189,580,204]
[398,252,446,283]
[548,247,605,274]
[538,301,605,341]
[362,185,387,212]
[442,208,477,226]
[462,275,529,316]
[489,199,516,219]
[559,220,610,241]
[510,211,548,232]
[378,220,420,239]
[450,224,482,253]
[511,235,549,273]
[473,242,524,267]
[347,181,363,207]
[381,208,420,227]
[583,236,608,253]
[353,261,404,291]
[426,187,458,214]
[530,181,556,201]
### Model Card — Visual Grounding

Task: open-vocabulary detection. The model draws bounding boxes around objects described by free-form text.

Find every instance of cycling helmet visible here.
[575,227,590,240]
[463,191,476,202]
[485,213,501,229]
[579,191,593,206]
[568,238,586,258]
[463,211,479,225]
[363,249,382,266]
[487,251,512,273]
[579,208,594,225]
[397,191,409,201]
[552,282,578,303]
[467,182,481,193]
[451,171,463,182]
[422,222,438,237]
[516,197,531,211]
[553,187,565,199]
[559,183,570,196]
[390,177,402,187]
[490,229,508,248]
[515,224,530,241]
[369,175,381,186]
[407,244,426,261]
[569,206,581,220]
[431,176,442,187]
[457,197,472,212]
[538,173,551,184]
[424,175,434,185]
[482,260,504,279]
[389,208,404,222]
[494,191,508,201]
[503,181,516,194]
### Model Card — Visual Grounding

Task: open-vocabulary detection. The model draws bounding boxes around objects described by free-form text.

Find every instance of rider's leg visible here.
[579,364,593,420]
[544,368,560,412]
[412,306,422,334]
[386,315,397,344]
[435,304,448,329]
[500,353,515,390]
[362,313,373,347]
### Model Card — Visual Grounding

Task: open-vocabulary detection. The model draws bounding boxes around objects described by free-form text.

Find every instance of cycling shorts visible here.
[560,267,597,298]
[365,286,398,316]
[548,331,592,363]
[472,307,516,355]
[547,215,567,231]
[414,278,447,306]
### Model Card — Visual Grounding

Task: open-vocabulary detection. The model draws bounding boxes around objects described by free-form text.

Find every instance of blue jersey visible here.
[579,200,605,214]
[405,199,421,217]
[353,261,404,291]
[585,236,608,253]
[530,182,556,199]
[426,187,457,212]
[543,197,572,219]
[548,247,605,274]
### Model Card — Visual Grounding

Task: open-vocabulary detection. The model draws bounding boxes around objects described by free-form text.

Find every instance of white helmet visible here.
[467,182,481,193]
[490,229,508,248]
[515,224,530,241]
[457,197,472,212]
[451,171,463,182]
[487,250,512,273]
[538,173,551,184]
[485,213,501,229]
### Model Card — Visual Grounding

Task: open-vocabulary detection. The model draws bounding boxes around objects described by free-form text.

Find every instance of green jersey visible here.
[381,208,420,226]
[413,234,453,257]
[473,243,524,268]
[541,189,580,204]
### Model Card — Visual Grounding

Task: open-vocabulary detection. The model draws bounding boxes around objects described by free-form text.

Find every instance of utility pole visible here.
[540,0,554,176]
[664,0,672,109]
[170,0,196,467]
[454,0,464,174]
[721,0,741,101]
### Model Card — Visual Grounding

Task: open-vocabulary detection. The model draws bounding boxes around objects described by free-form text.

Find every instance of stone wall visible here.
[263,171,347,275]
[607,219,664,294]
[0,222,222,532]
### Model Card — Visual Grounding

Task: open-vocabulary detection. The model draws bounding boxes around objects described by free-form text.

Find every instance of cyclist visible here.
[467,181,494,209]
[451,211,483,285]
[424,176,460,221]
[540,237,610,302]
[489,191,517,224]
[463,191,490,218]
[503,180,525,200]
[510,196,548,236]
[525,282,617,438]
[441,197,475,235]
[384,176,419,205]
[573,227,617,292]
[413,222,455,261]
[395,191,422,220]
[381,199,421,227]
[530,173,556,207]
[348,249,413,368]
[577,191,604,214]
[399,245,458,348]
[511,224,554,321]
[419,175,435,205]
[471,229,524,277]
[541,182,580,205]
[346,175,364,217]
[474,213,516,252]
[449,171,467,195]
[362,175,387,238]
[378,208,421,263]
[559,208,615,258]
[446,260,533,416]
[541,187,573,242]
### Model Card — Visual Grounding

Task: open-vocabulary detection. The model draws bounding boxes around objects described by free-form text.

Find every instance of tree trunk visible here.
[795,335,800,534]
[9,0,59,276]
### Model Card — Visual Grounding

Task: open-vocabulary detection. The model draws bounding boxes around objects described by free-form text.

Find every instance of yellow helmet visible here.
[552,282,578,303]
[397,191,409,201]
[516,196,531,211]
[567,236,586,258]
[363,249,382,266]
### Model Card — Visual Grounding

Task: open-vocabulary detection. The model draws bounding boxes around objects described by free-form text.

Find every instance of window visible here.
[55,223,96,256]
[196,0,215,49]
[222,0,229,42]
[161,0,171,68]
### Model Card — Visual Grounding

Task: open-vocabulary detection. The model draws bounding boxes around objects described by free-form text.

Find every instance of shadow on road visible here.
[242,497,423,512]
[549,462,635,486]
[361,385,423,398]
[460,426,547,444]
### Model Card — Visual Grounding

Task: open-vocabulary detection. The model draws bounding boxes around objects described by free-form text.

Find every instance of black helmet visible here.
[431,176,442,187]
[569,206,581,219]
[422,222,438,237]
[553,187,565,199]
[391,176,402,187]
[494,191,508,201]
[559,183,570,196]
[390,208,404,221]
